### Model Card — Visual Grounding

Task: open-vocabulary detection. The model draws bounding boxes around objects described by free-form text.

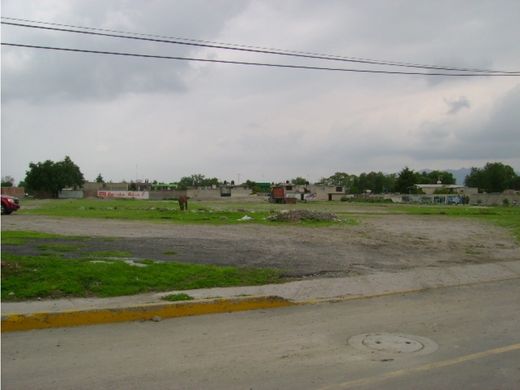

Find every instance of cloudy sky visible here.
[2,0,519,184]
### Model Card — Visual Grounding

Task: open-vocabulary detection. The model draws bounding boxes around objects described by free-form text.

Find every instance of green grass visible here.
[1,231,73,245]
[391,204,520,241]
[17,199,356,227]
[1,253,282,301]
[162,293,194,302]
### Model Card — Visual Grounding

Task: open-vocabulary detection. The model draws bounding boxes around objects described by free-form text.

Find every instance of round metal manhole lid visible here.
[348,333,438,355]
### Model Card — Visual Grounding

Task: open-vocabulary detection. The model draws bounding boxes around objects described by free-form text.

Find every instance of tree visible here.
[291,177,308,185]
[395,167,421,194]
[95,173,104,183]
[177,174,219,190]
[244,180,262,193]
[320,171,394,194]
[24,156,84,198]
[465,162,518,193]
[356,172,390,194]
[321,172,357,192]
[417,170,456,185]
[1,175,14,187]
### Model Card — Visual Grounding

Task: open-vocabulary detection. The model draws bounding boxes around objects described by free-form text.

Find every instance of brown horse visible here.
[178,195,189,211]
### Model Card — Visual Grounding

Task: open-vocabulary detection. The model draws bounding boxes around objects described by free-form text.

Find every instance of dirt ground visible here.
[2,214,519,277]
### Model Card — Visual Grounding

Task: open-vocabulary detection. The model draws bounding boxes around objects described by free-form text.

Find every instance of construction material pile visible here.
[267,210,339,222]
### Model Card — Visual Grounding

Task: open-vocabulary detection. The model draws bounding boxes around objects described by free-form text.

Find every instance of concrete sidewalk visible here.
[3,260,520,331]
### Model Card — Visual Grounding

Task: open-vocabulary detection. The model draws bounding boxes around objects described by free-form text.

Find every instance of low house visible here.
[415,184,478,196]
[186,184,254,200]
[277,182,344,201]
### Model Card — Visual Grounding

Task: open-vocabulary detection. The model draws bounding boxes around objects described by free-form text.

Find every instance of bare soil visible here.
[2,214,519,277]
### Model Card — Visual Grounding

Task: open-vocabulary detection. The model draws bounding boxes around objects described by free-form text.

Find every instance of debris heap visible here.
[268,210,339,222]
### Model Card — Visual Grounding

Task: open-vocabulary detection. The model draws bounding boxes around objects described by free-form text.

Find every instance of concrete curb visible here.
[3,260,520,332]
[1,296,295,332]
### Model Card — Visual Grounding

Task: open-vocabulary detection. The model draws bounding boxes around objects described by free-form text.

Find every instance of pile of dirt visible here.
[268,210,339,222]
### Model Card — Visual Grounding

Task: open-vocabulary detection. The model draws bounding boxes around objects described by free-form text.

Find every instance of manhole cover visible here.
[348,333,438,355]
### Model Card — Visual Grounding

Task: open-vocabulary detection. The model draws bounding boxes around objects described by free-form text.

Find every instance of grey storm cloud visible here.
[2,0,520,183]
[407,84,520,161]
[444,96,470,115]
[1,0,250,102]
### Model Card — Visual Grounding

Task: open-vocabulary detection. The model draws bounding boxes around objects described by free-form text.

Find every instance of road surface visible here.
[2,279,520,389]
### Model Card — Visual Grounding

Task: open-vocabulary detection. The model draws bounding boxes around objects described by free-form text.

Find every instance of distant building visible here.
[415,184,478,196]
[277,182,344,201]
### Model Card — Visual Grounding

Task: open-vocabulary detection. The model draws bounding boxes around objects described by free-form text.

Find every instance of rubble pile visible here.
[268,210,339,222]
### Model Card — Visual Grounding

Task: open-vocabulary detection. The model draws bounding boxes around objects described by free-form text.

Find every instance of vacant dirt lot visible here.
[2,214,519,277]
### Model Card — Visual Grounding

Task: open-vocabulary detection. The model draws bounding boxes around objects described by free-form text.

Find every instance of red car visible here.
[1,195,20,215]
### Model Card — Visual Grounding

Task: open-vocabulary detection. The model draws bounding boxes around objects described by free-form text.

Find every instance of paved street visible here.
[2,279,520,389]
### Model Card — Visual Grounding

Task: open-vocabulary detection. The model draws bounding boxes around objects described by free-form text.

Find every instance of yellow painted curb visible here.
[1,296,295,332]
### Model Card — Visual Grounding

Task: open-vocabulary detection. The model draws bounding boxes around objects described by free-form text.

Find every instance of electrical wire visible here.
[2,42,519,77]
[2,17,518,74]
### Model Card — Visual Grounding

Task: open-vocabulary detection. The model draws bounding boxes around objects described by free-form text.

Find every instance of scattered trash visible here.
[151,316,162,322]
[123,259,148,267]
[238,215,254,221]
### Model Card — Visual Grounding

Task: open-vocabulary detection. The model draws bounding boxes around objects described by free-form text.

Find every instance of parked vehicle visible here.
[1,195,20,215]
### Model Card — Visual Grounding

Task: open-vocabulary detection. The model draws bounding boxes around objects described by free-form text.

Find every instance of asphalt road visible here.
[2,279,520,389]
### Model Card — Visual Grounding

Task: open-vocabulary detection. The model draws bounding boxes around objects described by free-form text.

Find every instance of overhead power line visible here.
[2,16,518,74]
[2,42,519,77]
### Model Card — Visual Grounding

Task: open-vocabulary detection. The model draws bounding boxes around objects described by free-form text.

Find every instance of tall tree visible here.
[177,174,219,189]
[291,177,308,185]
[321,172,357,192]
[24,156,84,198]
[417,170,456,185]
[465,162,518,192]
[395,167,420,194]
[1,175,15,187]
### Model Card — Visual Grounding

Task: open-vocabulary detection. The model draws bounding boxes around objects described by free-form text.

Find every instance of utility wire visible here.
[2,17,518,74]
[2,42,519,77]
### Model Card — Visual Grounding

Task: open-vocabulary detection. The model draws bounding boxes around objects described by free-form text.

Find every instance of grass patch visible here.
[18,199,356,227]
[162,293,194,302]
[394,205,520,241]
[1,231,72,245]
[1,253,283,301]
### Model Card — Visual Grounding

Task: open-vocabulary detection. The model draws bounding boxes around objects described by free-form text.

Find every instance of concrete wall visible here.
[417,185,478,195]
[59,190,84,199]
[186,188,222,200]
[97,190,149,199]
[401,194,467,204]
[149,190,186,200]
[1,187,25,197]
[186,187,254,200]
[230,187,254,198]
[469,193,520,206]
[84,182,129,191]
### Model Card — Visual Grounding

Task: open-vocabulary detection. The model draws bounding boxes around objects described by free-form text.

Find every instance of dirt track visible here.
[2,214,519,277]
